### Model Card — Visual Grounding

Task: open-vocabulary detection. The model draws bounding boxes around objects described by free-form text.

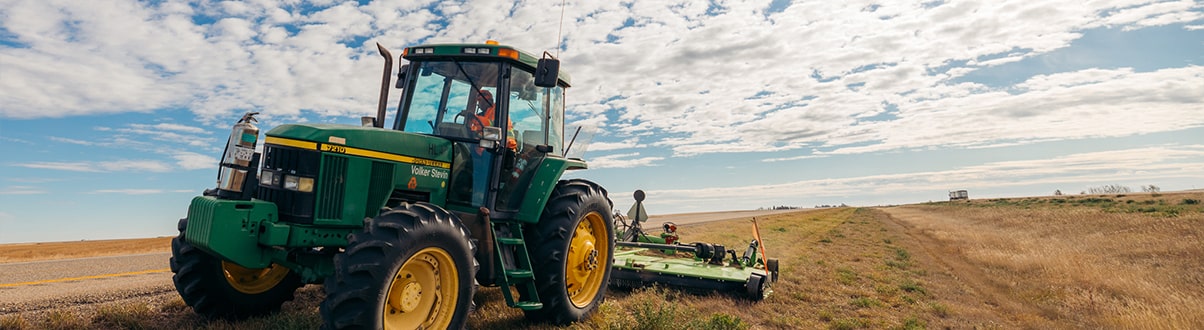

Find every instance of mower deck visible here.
[607,190,777,300]
[611,247,764,293]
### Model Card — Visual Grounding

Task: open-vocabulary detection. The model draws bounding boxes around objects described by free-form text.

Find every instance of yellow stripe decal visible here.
[265,136,450,169]
[265,136,317,150]
[0,268,171,288]
[334,144,451,169]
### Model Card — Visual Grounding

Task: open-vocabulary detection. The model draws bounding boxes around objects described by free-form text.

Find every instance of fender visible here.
[514,157,587,223]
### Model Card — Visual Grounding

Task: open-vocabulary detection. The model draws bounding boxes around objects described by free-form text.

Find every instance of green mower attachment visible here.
[610,190,779,300]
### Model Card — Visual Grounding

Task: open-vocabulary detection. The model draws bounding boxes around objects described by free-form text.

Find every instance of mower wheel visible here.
[170,218,302,319]
[746,273,768,301]
[766,258,780,282]
[523,179,615,325]
[320,203,477,330]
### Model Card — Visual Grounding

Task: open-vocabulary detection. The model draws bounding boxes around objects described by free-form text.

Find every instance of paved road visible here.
[0,252,174,314]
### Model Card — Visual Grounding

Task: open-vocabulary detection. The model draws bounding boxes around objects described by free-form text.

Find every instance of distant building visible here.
[949,190,968,201]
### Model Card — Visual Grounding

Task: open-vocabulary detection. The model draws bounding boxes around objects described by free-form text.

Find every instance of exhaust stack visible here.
[373,43,393,128]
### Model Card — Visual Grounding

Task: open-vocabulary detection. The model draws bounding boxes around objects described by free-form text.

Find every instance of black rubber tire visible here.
[766,258,780,282]
[320,203,477,330]
[746,273,767,301]
[170,218,303,320]
[522,179,616,325]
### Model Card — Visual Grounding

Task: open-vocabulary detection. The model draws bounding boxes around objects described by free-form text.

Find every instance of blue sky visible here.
[1,0,1202,243]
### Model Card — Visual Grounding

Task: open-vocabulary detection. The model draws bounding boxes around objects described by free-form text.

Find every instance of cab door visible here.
[495,66,565,212]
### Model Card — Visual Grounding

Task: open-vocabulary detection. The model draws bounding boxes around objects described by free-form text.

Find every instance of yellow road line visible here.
[0,268,171,288]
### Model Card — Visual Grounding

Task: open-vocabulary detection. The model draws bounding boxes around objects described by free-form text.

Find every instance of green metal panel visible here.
[365,161,395,215]
[513,157,587,223]
[185,196,276,268]
[398,163,451,204]
[322,153,371,226]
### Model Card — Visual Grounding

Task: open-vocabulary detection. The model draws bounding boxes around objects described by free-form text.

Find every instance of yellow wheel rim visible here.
[383,247,459,329]
[566,211,609,308]
[221,261,290,294]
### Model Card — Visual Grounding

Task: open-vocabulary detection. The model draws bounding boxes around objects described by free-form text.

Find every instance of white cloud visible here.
[589,138,641,152]
[589,152,665,169]
[4,177,62,184]
[173,151,217,170]
[90,189,192,195]
[132,123,208,135]
[762,154,827,163]
[46,121,221,166]
[14,160,173,172]
[49,136,96,146]
[1,0,1201,161]
[0,186,47,195]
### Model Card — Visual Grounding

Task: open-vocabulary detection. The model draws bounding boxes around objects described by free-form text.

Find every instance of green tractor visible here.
[170,41,616,329]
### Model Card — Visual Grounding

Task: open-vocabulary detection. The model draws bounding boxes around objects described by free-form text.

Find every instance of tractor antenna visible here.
[563,125,582,157]
[555,0,567,57]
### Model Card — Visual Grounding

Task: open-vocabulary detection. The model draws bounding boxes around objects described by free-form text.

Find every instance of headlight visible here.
[259,170,279,186]
[283,175,315,193]
[298,177,314,192]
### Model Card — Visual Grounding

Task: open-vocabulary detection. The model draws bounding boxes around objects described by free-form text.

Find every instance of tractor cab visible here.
[388,42,571,218]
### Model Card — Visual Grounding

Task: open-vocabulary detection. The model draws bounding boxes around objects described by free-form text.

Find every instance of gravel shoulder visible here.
[0,253,174,316]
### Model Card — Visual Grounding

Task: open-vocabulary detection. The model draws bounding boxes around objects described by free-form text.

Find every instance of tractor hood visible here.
[265,124,453,167]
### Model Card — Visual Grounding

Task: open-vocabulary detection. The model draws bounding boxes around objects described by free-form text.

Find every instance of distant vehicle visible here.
[949,190,969,201]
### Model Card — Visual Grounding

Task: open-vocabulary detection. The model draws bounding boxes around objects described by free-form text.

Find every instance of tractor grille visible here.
[365,161,395,212]
[316,155,347,219]
[258,144,320,224]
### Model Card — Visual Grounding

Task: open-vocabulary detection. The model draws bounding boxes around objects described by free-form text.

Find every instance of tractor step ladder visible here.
[492,220,543,310]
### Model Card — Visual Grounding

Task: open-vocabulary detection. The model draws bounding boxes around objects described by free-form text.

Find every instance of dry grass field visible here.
[887,191,1204,329]
[2,191,1201,329]
[0,237,172,263]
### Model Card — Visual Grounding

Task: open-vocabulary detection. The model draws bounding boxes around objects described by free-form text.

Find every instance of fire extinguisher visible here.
[212,112,261,200]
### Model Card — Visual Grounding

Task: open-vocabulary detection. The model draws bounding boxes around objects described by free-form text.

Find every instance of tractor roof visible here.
[402,42,572,87]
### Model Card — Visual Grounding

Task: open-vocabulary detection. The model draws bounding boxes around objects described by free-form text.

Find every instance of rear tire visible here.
[170,218,302,319]
[320,203,477,330]
[523,179,615,325]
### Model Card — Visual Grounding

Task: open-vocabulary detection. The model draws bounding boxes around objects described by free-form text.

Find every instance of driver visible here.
[467,89,516,206]
[470,90,516,150]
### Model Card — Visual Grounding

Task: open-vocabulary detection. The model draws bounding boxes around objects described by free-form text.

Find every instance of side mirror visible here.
[479,126,503,149]
[534,53,559,88]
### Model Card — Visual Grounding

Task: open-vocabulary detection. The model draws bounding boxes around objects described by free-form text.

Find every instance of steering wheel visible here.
[456,110,484,140]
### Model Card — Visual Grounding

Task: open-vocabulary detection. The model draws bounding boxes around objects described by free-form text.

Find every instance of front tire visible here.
[169,218,303,319]
[320,203,477,330]
[524,179,615,324]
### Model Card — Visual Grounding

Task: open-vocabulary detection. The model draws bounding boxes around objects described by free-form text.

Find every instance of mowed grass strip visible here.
[469,207,984,329]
